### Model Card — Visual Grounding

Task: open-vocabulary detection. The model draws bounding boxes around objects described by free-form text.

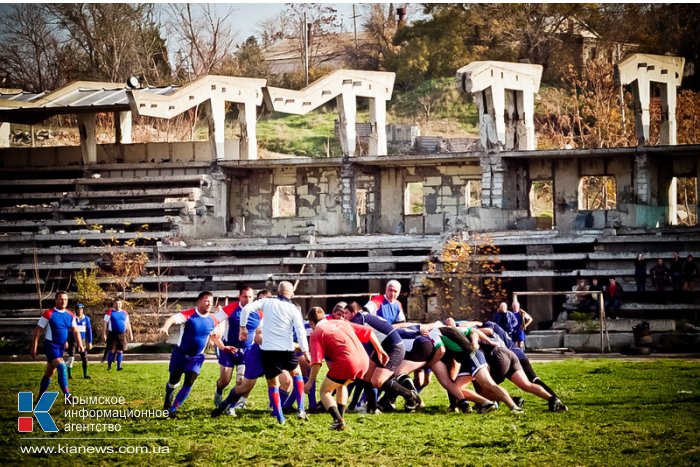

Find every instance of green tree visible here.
[74,268,107,311]
[235,36,269,78]
[387,6,482,89]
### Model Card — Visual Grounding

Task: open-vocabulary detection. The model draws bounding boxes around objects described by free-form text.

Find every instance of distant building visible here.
[545,17,638,80]
[263,32,372,75]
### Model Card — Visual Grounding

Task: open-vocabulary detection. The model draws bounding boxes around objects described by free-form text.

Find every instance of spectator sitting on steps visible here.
[604,277,623,320]
[580,278,604,316]
[572,279,589,311]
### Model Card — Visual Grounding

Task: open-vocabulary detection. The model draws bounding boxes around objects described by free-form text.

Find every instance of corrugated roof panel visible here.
[90,90,129,106]
[49,89,100,107]
[0,92,44,102]
[142,86,179,96]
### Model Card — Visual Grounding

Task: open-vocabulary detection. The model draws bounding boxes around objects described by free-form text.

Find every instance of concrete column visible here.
[618,54,684,147]
[368,95,387,156]
[480,153,506,208]
[456,61,542,151]
[337,90,356,157]
[490,85,506,150]
[634,153,651,204]
[479,154,493,207]
[340,160,356,233]
[521,87,537,150]
[668,177,678,225]
[504,91,517,149]
[0,122,9,147]
[204,98,226,160]
[631,68,650,145]
[115,111,132,144]
[238,102,258,160]
[491,169,506,209]
[659,83,677,145]
[78,113,97,164]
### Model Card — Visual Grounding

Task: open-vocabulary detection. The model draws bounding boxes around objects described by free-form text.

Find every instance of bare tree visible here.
[166,4,237,80]
[0,5,65,91]
[42,4,169,84]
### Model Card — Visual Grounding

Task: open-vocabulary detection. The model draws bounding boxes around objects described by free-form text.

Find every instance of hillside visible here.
[7,74,700,157]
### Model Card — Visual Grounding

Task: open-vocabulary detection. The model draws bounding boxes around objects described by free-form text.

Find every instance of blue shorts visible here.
[243,344,265,380]
[44,340,65,362]
[455,349,488,377]
[216,347,246,368]
[514,330,526,342]
[169,347,206,375]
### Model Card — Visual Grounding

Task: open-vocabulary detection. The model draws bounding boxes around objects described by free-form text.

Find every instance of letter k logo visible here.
[18,392,58,433]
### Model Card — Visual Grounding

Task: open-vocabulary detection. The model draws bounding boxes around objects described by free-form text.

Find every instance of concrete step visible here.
[552,319,676,333]
[0,174,207,187]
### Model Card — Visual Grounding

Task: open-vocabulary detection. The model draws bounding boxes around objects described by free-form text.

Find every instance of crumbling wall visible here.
[229,167,345,237]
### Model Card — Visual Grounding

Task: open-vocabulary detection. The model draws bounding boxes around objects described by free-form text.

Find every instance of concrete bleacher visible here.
[0,163,697,353]
[482,229,700,352]
[0,228,441,308]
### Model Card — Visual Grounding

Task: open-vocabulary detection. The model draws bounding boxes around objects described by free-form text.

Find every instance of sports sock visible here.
[280,388,294,410]
[171,385,192,411]
[81,352,89,377]
[164,382,178,410]
[327,405,342,422]
[534,377,558,398]
[347,381,362,410]
[39,376,51,396]
[116,353,123,370]
[448,392,457,409]
[56,362,70,395]
[293,374,305,412]
[382,377,414,400]
[215,384,224,396]
[307,379,318,409]
[364,381,378,412]
[222,387,242,409]
[397,373,418,392]
[338,403,346,418]
[106,352,114,369]
[67,356,75,368]
[268,387,285,423]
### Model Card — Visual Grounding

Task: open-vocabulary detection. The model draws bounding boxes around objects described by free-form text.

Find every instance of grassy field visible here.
[1,358,699,466]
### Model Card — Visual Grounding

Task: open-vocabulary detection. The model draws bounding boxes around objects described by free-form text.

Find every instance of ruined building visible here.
[0,55,698,352]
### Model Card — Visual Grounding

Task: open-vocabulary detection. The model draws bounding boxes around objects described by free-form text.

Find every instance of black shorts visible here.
[486,347,522,384]
[262,350,299,380]
[65,339,85,357]
[327,374,349,385]
[107,331,127,352]
[404,337,434,363]
[371,341,405,371]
